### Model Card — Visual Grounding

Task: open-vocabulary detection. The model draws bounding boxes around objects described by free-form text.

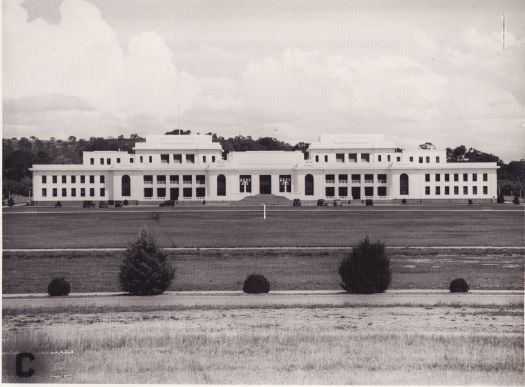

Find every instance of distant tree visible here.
[68,136,77,143]
[119,230,175,296]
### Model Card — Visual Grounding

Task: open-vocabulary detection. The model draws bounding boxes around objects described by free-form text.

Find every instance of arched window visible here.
[122,175,131,196]
[305,174,314,196]
[217,175,226,196]
[400,174,409,195]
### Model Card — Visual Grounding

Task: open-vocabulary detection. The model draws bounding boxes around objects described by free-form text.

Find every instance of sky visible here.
[3,0,525,161]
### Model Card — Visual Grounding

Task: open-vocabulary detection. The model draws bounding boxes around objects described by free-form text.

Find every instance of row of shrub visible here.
[47,233,471,296]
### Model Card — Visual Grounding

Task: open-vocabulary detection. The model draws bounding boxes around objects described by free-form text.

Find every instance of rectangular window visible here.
[53,188,57,197]
[436,156,440,163]
[100,175,105,184]
[140,156,144,163]
[90,158,94,165]
[314,155,319,162]
[100,158,104,165]
[387,155,391,162]
[338,187,348,197]
[378,155,382,162]
[325,187,335,197]
[348,153,357,162]
[338,174,348,183]
[71,176,76,183]
[445,186,450,195]
[186,154,195,163]
[396,156,400,162]
[463,186,468,195]
[364,186,373,197]
[212,156,216,163]
[42,188,47,197]
[170,175,179,184]
[157,175,166,184]
[336,153,345,162]
[157,188,166,198]
[173,154,182,163]
[130,158,134,163]
[324,155,328,162]
[425,186,430,195]
[183,175,192,184]
[203,156,207,163]
[445,174,449,182]
[473,173,477,182]
[454,186,459,195]
[483,186,488,195]
[196,187,206,197]
[473,186,478,195]
[144,175,153,184]
[81,188,85,197]
[454,173,459,182]
[144,188,153,198]
[183,187,192,198]
[90,175,95,184]
[100,188,105,197]
[361,153,370,162]
[52,175,57,184]
[161,154,170,164]
[364,174,373,183]
[463,173,468,182]
[42,175,47,184]
[351,174,360,182]
[149,156,153,163]
[409,156,414,162]
[62,175,67,184]
[378,174,387,183]
[435,186,440,195]
[240,175,252,193]
[196,175,206,184]
[117,158,121,164]
[90,188,95,197]
[426,156,430,163]
[325,174,335,183]
[107,158,111,165]
[279,175,292,193]
[419,157,423,164]
[378,186,387,197]
[483,173,488,182]
[425,174,430,182]
[71,188,76,197]
[435,174,440,182]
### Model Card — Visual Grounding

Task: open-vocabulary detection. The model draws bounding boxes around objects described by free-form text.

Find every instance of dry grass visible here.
[3,305,523,384]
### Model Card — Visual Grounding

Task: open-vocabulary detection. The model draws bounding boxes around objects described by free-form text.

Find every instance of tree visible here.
[68,136,77,143]
[119,229,175,295]
[338,237,391,294]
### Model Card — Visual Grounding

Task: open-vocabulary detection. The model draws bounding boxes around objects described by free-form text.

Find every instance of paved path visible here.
[3,290,523,310]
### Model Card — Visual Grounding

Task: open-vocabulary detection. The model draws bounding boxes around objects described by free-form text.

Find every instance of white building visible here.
[30,133,498,203]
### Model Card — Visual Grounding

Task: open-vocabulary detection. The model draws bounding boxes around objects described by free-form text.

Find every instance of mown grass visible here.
[3,310,523,384]
[3,248,523,293]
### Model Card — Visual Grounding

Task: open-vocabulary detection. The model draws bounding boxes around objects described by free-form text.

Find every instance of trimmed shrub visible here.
[119,229,175,296]
[48,277,71,296]
[243,274,270,294]
[468,199,473,206]
[449,278,469,293]
[401,198,407,205]
[339,237,391,294]
[365,199,373,207]
[497,193,505,204]
[513,195,520,205]
[123,199,129,206]
[55,201,62,207]
[7,197,15,207]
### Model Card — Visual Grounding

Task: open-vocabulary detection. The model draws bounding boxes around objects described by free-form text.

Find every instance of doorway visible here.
[170,188,179,201]
[259,175,272,194]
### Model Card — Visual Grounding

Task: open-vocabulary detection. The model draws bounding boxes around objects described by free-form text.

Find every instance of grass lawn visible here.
[3,248,523,293]
[3,208,524,248]
[2,300,523,384]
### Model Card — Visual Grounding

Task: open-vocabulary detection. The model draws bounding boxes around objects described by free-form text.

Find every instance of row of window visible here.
[143,175,206,184]
[144,187,206,199]
[425,173,488,183]
[313,153,442,164]
[325,186,387,198]
[42,187,105,197]
[425,186,489,195]
[325,174,387,184]
[89,154,217,165]
[42,175,105,184]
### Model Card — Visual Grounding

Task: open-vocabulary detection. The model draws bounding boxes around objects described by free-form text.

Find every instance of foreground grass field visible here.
[2,298,523,384]
[3,248,523,293]
[3,207,524,248]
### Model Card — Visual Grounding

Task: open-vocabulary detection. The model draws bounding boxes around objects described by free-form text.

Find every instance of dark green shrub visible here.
[48,277,71,296]
[339,237,391,294]
[123,199,129,206]
[513,196,520,205]
[243,274,270,294]
[365,199,373,206]
[449,278,469,293]
[119,229,175,295]
[401,198,407,205]
[497,193,505,203]
[468,199,473,205]
[7,197,15,207]
[55,201,62,207]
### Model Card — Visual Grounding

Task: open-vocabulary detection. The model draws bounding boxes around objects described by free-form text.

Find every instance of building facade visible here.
[30,134,499,203]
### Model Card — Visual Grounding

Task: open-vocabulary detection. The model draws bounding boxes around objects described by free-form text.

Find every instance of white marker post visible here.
[263,204,266,219]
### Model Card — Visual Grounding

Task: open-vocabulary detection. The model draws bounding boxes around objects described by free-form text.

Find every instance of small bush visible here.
[55,201,62,207]
[449,278,469,293]
[48,277,71,296]
[401,198,407,205]
[123,199,129,206]
[513,196,520,205]
[497,193,505,204]
[468,199,473,206]
[339,237,391,294]
[243,274,270,294]
[365,199,373,207]
[7,197,15,207]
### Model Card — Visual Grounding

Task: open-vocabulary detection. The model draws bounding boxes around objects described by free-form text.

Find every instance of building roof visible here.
[309,134,397,150]
[133,134,222,151]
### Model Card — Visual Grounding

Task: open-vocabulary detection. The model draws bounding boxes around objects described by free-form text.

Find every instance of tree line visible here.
[2,132,524,197]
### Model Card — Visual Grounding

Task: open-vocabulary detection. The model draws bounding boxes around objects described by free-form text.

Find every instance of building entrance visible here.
[259,175,272,194]
[170,188,179,201]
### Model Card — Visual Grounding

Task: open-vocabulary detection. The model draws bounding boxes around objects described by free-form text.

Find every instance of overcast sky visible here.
[3,0,524,160]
